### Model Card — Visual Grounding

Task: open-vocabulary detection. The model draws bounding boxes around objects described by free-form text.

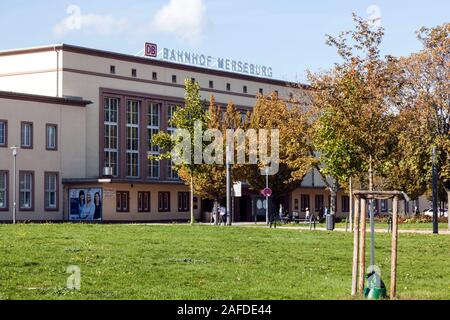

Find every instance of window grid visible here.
[178,192,190,212]
[158,192,170,212]
[126,100,140,178]
[148,102,161,179]
[21,122,33,148]
[0,171,7,209]
[138,192,151,212]
[19,172,33,210]
[104,98,119,177]
[116,191,130,212]
[46,124,57,150]
[0,121,6,147]
[167,105,179,180]
[44,173,58,210]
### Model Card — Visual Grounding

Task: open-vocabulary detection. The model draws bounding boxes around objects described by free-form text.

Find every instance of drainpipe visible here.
[54,46,60,97]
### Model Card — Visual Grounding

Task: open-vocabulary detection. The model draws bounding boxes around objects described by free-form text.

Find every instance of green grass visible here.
[0,224,449,300]
[283,221,449,231]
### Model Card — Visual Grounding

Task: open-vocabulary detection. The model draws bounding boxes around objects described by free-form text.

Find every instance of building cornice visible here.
[0,91,92,107]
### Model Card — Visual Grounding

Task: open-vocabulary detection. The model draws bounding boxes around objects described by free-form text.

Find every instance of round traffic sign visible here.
[262,188,272,197]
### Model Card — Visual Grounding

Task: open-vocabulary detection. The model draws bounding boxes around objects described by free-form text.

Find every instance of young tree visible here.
[308,14,401,204]
[150,79,208,225]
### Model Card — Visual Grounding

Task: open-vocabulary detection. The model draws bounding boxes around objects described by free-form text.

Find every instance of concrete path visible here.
[226,222,450,235]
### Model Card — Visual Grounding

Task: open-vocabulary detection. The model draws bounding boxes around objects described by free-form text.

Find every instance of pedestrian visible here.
[305,207,311,221]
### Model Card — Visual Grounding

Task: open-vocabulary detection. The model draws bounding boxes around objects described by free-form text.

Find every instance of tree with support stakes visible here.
[351,191,409,300]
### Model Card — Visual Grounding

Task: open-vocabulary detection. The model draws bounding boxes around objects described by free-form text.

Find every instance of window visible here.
[209,80,214,89]
[274,90,279,97]
[19,171,33,210]
[294,199,299,210]
[158,192,170,212]
[44,172,58,210]
[116,191,130,212]
[289,92,294,100]
[167,105,179,180]
[226,83,231,91]
[172,75,177,83]
[110,65,116,74]
[300,194,310,212]
[46,124,57,150]
[21,122,33,149]
[0,120,7,147]
[243,86,248,94]
[178,192,189,212]
[132,69,137,77]
[104,97,119,177]
[191,78,196,83]
[148,102,161,179]
[0,171,8,210]
[259,88,264,94]
[126,100,140,178]
[152,72,158,80]
[138,192,150,212]
[341,196,350,213]
[315,195,324,213]
[381,199,388,213]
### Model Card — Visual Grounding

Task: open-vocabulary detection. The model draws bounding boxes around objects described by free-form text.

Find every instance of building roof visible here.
[0,44,311,90]
[0,90,92,107]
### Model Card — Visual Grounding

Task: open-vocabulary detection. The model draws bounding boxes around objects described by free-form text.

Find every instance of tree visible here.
[390,23,450,224]
[235,93,316,208]
[150,79,209,225]
[308,14,401,206]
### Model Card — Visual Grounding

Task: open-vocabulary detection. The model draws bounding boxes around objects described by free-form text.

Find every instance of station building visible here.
[0,44,420,222]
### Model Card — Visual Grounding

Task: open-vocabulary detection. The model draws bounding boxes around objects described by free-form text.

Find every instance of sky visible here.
[0,0,448,83]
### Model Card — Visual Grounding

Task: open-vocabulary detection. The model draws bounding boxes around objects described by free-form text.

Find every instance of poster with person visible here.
[69,188,103,221]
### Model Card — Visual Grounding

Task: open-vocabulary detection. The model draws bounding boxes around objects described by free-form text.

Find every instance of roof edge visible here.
[0,90,92,107]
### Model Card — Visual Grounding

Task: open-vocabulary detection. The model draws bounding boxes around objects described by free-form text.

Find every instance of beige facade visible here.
[0,44,426,222]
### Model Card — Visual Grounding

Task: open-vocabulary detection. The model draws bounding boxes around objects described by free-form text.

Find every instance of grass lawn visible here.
[0,224,449,300]
[282,222,449,231]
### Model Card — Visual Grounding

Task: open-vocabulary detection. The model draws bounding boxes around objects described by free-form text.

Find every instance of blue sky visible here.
[0,0,448,83]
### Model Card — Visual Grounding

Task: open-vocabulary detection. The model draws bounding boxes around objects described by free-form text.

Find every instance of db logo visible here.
[145,43,158,58]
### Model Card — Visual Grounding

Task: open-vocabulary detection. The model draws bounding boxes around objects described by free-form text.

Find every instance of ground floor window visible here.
[44,172,58,210]
[158,192,170,212]
[178,192,189,212]
[0,171,8,210]
[341,195,350,213]
[381,199,388,213]
[116,191,130,212]
[19,171,34,210]
[315,195,324,212]
[300,194,310,212]
[138,192,151,212]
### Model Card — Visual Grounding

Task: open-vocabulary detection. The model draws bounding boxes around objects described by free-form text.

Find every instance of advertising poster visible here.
[69,188,103,221]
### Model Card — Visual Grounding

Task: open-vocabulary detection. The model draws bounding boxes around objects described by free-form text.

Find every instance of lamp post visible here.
[265,167,269,226]
[10,146,19,225]
[432,146,438,234]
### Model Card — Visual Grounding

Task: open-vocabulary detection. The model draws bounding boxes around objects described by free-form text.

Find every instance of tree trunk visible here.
[190,173,195,225]
[447,190,450,231]
[330,181,338,216]
[349,177,353,232]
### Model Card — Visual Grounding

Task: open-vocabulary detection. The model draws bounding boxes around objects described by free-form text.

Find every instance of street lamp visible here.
[10,145,19,225]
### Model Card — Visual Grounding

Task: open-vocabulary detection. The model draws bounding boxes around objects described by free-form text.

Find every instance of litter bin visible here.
[326,214,335,231]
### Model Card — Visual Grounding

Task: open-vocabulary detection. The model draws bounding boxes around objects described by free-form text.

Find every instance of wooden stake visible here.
[351,196,360,296]
[358,198,367,294]
[390,196,399,299]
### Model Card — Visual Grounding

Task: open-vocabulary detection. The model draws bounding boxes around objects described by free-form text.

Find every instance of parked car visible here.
[423,208,448,218]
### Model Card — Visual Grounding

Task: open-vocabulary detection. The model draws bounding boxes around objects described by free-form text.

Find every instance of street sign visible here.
[233,182,242,197]
[261,188,272,197]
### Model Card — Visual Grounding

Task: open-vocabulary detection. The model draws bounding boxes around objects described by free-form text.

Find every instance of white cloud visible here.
[152,0,207,44]
[53,5,128,38]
